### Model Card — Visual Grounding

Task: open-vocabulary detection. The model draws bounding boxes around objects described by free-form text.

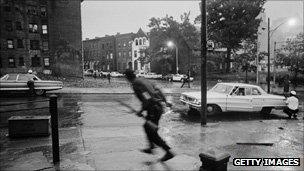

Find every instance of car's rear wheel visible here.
[35,89,46,96]
[206,104,222,115]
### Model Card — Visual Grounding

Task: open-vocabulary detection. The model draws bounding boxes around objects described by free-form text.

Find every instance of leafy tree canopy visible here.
[195,0,266,72]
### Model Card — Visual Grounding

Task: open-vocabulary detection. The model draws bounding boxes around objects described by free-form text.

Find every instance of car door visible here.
[251,87,264,112]
[226,86,253,112]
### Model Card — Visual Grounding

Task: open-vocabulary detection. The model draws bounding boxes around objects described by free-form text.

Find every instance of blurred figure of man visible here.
[124,69,175,162]
[283,91,299,119]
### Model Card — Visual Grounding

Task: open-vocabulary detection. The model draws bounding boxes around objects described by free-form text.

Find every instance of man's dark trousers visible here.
[144,103,170,151]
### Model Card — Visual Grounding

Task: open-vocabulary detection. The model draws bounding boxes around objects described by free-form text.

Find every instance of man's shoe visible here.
[159,151,175,162]
[140,148,154,154]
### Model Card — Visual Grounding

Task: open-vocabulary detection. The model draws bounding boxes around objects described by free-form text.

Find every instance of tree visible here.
[195,0,266,73]
[234,40,257,83]
[147,13,200,74]
[276,33,304,87]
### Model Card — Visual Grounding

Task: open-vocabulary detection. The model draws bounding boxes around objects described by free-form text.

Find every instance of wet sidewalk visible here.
[1,111,303,170]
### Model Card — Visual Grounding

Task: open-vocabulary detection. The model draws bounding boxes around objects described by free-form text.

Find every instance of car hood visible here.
[181,91,227,100]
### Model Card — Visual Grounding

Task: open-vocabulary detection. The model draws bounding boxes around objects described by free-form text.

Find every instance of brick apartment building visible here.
[115,32,133,73]
[83,28,150,73]
[0,0,83,78]
[83,35,116,71]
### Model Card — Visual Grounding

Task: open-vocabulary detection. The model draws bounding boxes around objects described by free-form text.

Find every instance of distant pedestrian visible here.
[283,74,290,97]
[283,91,299,119]
[93,70,98,79]
[181,70,191,88]
[124,69,175,162]
[27,70,36,96]
[107,72,111,83]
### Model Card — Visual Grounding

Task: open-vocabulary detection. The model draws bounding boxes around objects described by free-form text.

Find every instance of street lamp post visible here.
[167,41,179,74]
[266,17,297,93]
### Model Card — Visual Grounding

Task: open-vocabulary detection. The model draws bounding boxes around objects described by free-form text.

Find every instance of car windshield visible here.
[209,84,234,94]
[17,74,40,81]
[4,74,18,81]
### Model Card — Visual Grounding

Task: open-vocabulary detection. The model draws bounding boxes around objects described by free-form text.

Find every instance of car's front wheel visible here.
[206,104,222,115]
[35,89,46,96]
[260,107,272,115]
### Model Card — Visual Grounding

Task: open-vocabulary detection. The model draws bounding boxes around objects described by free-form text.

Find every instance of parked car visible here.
[83,69,94,76]
[110,71,123,77]
[137,72,162,79]
[172,74,194,82]
[162,74,174,81]
[0,74,63,95]
[180,82,286,115]
[99,71,109,78]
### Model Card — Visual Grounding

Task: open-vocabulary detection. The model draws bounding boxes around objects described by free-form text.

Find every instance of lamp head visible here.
[167,41,174,47]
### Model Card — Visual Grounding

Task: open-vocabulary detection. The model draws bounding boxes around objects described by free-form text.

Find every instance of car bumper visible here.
[180,99,201,109]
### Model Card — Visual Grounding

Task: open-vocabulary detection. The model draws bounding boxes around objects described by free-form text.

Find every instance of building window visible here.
[44,58,50,66]
[135,39,138,45]
[27,6,37,15]
[8,57,15,68]
[123,43,126,47]
[129,51,131,57]
[29,23,38,33]
[143,38,146,45]
[5,20,13,31]
[17,39,24,48]
[123,52,126,57]
[7,39,14,49]
[30,40,40,50]
[102,44,105,49]
[42,25,47,34]
[31,55,41,67]
[18,57,24,66]
[42,41,49,51]
[40,6,47,16]
[134,50,137,57]
[139,39,142,45]
[110,53,113,59]
[16,21,22,30]
[118,52,121,57]
[118,43,121,48]
[4,6,11,12]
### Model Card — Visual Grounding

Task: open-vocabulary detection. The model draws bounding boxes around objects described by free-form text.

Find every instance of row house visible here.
[83,28,150,73]
[83,36,116,71]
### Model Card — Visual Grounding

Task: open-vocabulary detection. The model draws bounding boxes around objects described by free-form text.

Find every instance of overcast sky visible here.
[81,0,304,40]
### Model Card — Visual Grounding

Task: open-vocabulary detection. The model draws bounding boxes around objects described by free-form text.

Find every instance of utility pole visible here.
[200,0,207,126]
[267,18,271,93]
[274,41,277,85]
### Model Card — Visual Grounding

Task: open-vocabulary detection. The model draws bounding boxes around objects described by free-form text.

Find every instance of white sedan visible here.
[0,74,63,95]
[180,82,286,115]
[172,74,194,82]
[110,71,123,77]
